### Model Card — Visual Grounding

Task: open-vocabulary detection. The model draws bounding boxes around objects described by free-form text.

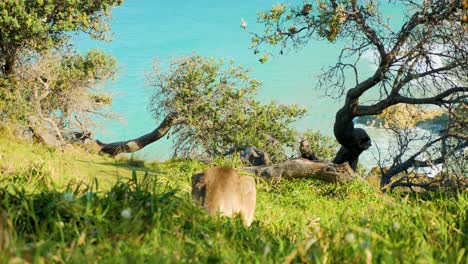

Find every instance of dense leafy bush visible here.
[148,55,306,162]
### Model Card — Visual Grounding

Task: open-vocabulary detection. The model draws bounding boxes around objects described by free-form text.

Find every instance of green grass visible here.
[0,136,466,263]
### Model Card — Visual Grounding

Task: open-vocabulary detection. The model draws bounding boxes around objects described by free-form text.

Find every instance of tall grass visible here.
[0,137,466,263]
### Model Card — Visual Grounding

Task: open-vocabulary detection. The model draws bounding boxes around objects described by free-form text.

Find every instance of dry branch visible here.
[96,112,184,156]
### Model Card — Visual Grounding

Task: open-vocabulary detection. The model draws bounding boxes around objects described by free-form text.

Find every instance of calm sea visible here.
[75,0,404,168]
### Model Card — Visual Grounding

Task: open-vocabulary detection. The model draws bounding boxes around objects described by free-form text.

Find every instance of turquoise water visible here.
[75,0,403,167]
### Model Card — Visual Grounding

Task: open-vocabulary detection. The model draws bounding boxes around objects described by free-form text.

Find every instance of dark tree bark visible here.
[96,112,184,156]
[4,54,15,77]
[241,159,356,183]
[332,96,373,170]
[299,138,317,160]
[1,47,17,78]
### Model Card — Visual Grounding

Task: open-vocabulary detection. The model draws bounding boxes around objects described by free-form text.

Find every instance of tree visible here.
[14,50,117,145]
[0,49,117,145]
[98,55,306,163]
[251,0,467,187]
[0,0,122,145]
[0,0,123,77]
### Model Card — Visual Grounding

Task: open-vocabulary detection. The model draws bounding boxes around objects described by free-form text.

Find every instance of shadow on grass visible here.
[74,158,156,173]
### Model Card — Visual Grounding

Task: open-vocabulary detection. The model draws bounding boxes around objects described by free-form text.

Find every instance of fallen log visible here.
[241,159,356,183]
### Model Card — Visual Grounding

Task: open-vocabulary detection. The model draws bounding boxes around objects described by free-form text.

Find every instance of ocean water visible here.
[74,0,404,168]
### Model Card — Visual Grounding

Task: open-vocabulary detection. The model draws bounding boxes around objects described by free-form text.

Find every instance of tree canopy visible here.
[0,0,123,76]
[99,55,306,163]
[0,0,122,144]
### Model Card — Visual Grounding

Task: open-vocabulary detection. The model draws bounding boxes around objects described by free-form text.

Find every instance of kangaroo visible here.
[192,166,256,226]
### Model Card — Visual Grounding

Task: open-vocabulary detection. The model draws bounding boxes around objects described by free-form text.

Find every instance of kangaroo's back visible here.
[192,166,256,226]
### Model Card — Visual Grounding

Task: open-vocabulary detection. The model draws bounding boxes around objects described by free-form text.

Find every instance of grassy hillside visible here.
[0,135,466,263]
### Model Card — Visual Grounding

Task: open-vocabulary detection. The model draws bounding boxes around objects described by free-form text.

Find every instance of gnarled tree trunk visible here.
[96,112,185,156]
[4,54,16,77]
[332,102,372,171]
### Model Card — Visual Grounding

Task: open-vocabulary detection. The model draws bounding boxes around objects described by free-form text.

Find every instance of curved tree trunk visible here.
[241,159,356,183]
[1,48,17,78]
[332,103,372,171]
[96,112,184,156]
[4,54,16,77]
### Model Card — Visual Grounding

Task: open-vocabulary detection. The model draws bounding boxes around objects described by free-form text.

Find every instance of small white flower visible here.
[393,222,401,230]
[263,245,271,256]
[63,192,74,201]
[145,201,151,207]
[121,208,132,219]
[345,232,355,243]
[363,228,371,235]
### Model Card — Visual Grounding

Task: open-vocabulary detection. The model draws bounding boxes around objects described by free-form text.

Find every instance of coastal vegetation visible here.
[0,0,122,145]
[1,0,466,189]
[0,135,466,263]
[251,0,467,188]
[98,55,306,163]
[0,0,466,262]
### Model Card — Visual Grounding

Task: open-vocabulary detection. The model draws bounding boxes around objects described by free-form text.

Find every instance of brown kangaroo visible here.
[192,166,256,226]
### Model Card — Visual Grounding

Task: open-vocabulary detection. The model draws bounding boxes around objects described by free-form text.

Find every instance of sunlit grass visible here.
[0,136,466,263]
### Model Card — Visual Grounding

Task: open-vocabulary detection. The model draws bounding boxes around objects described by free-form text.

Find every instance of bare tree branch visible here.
[96,112,185,156]
[357,86,467,116]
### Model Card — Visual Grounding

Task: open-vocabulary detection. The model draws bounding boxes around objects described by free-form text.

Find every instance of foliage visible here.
[0,0,122,145]
[0,49,117,141]
[300,130,339,160]
[147,55,306,162]
[251,1,351,58]
[0,78,29,123]
[252,1,467,57]
[0,0,123,76]
[0,137,466,263]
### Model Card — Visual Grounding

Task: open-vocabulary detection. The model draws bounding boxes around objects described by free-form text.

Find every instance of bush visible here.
[148,55,306,162]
